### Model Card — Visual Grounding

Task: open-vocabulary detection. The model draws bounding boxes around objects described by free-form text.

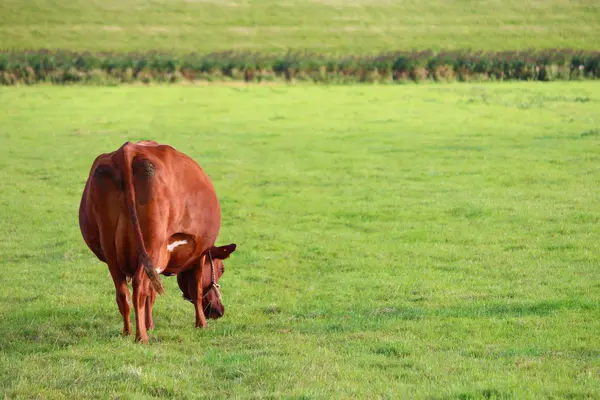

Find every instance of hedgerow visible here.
[0,49,598,85]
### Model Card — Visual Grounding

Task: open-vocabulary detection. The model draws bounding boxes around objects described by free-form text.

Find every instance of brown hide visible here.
[79,140,236,344]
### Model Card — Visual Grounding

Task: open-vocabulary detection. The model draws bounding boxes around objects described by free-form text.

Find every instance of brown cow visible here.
[78,140,236,344]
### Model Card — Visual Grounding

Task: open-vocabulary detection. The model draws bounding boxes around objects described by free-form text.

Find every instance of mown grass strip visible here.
[2,0,599,53]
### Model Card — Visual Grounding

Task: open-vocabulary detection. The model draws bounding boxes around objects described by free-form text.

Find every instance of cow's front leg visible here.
[132,268,150,344]
[176,266,207,328]
[193,262,207,328]
[194,299,208,328]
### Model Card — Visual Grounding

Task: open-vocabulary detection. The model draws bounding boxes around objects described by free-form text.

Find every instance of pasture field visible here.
[1,0,600,53]
[1,82,600,399]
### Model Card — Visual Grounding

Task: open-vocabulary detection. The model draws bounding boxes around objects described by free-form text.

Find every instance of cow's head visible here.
[202,243,236,319]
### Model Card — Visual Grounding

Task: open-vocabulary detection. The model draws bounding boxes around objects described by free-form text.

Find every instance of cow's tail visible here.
[120,142,165,295]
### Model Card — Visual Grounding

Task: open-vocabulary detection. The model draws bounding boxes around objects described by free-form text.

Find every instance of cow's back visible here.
[79,142,221,277]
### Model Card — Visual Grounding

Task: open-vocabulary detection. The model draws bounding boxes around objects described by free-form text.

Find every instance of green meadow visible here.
[1,0,599,53]
[1,83,599,398]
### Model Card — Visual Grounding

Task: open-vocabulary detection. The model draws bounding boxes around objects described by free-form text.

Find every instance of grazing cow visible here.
[79,140,237,344]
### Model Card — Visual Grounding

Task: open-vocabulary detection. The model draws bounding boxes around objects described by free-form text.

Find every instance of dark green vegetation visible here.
[1,83,600,398]
[2,49,600,85]
[3,0,598,86]
[1,0,599,53]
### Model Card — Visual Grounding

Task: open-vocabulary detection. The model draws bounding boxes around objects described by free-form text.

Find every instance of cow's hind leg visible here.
[109,267,132,336]
[132,267,151,344]
[145,289,156,330]
[142,244,169,333]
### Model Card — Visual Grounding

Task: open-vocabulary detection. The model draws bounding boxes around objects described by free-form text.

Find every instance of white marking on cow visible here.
[167,239,188,252]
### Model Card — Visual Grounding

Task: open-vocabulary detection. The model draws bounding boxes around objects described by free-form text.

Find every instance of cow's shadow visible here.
[0,278,203,353]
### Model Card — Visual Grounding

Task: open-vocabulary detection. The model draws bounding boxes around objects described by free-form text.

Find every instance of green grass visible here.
[1,82,600,398]
[1,0,599,53]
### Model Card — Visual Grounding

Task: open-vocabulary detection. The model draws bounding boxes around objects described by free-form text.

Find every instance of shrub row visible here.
[1,49,599,85]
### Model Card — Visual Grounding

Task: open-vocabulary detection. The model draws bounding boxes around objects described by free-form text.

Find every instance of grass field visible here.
[1,0,600,53]
[1,82,599,398]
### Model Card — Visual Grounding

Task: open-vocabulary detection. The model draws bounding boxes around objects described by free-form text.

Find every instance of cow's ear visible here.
[212,243,237,259]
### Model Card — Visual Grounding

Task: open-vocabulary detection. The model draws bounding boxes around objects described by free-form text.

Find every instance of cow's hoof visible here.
[135,336,149,345]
